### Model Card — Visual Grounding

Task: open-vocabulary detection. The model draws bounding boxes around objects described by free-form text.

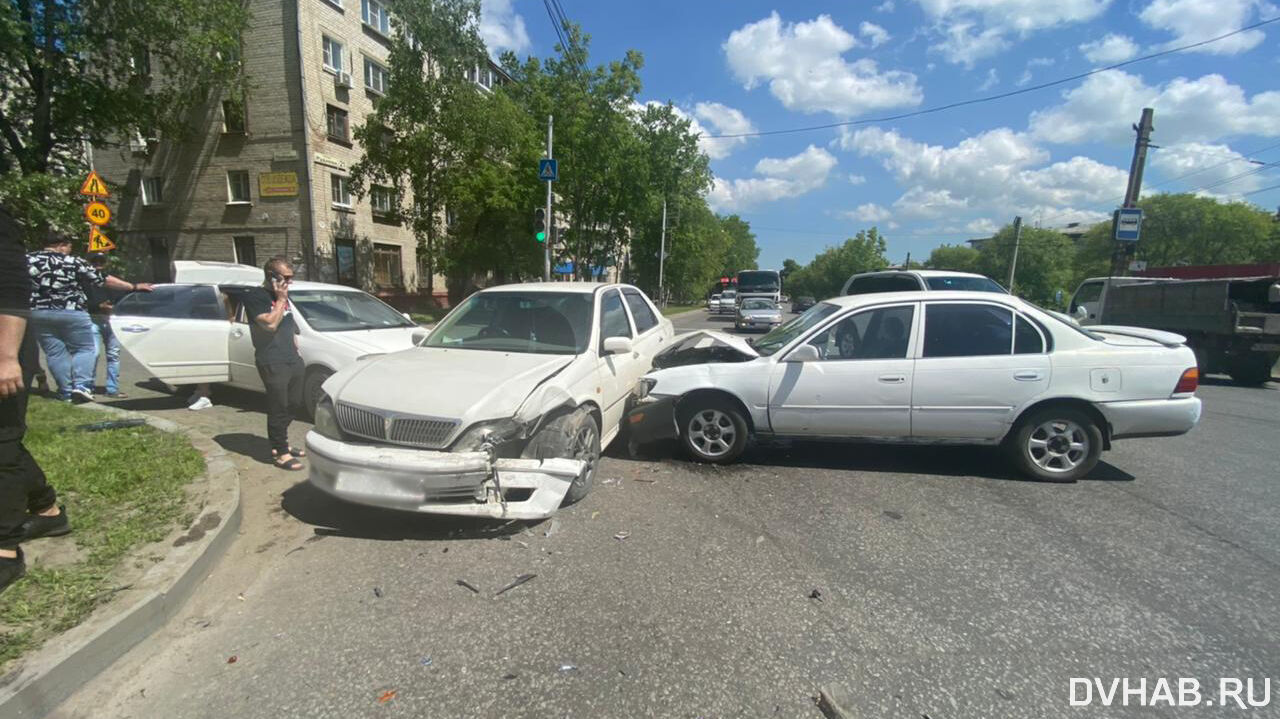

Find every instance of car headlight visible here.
[636,377,658,399]
[454,418,522,452]
[313,395,344,440]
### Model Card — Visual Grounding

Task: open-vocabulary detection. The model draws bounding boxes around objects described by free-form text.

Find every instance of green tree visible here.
[719,214,759,274]
[924,243,980,273]
[350,0,486,295]
[977,225,1076,307]
[0,0,250,241]
[785,228,889,300]
[1133,193,1277,266]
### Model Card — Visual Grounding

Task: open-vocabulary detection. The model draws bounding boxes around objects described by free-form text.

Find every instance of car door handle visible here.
[878,374,906,384]
[121,324,150,333]
[232,328,244,338]
[1014,371,1043,381]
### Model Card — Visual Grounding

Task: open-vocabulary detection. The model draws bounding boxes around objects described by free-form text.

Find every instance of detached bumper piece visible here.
[306,431,584,519]
[625,395,680,446]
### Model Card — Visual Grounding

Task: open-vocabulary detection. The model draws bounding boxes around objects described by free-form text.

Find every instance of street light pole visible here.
[658,199,667,304]
[1007,215,1022,293]
[544,114,553,282]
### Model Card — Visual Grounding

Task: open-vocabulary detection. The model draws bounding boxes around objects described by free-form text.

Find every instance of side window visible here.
[1014,315,1045,354]
[1070,282,1103,312]
[923,304,1013,358]
[600,290,632,340]
[807,305,914,360]
[622,289,659,334]
[114,286,224,321]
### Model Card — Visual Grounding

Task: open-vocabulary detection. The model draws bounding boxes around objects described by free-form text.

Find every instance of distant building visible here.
[94,0,505,301]
[966,221,1090,251]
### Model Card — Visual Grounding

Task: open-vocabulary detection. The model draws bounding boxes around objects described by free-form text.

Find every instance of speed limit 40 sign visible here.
[84,201,111,226]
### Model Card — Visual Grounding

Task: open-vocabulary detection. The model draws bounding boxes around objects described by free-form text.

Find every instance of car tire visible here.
[678,397,749,464]
[522,406,600,506]
[1005,406,1103,483]
[1227,353,1275,386]
[303,367,332,421]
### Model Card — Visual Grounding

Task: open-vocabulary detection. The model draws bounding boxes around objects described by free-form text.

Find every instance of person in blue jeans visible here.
[27,234,149,402]
[85,253,128,397]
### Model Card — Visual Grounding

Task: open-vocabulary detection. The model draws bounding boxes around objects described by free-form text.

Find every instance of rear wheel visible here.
[1006,407,1102,483]
[678,398,749,464]
[522,407,600,505]
[1227,353,1276,386]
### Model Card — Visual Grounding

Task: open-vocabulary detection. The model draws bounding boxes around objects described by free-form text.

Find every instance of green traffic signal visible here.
[536,231,546,242]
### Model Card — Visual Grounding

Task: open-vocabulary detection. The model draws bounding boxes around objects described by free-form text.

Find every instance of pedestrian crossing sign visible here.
[89,226,116,252]
[79,170,110,198]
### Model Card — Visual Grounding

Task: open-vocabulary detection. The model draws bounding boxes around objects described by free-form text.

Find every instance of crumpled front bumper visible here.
[625,395,680,446]
[305,431,585,519]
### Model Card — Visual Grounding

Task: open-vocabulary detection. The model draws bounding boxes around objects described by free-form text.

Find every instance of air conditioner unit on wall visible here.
[335,71,353,89]
[129,131,149,155]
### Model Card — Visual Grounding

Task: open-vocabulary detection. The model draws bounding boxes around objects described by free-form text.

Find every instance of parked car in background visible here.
[708,293,722,312]
[842,270,1007,296]
[716,289,738,314]
[628,291,1201,482]
[735,298,783,332]
[307,283,674,519]
[110,261,425,417]
[791,296,816,313]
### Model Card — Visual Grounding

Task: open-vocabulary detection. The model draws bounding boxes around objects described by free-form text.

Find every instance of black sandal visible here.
[273,454,304,471]
[272,446,307,458]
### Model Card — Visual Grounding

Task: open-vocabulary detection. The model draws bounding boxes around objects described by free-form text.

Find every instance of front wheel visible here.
[522,407,600,505]
[678,398,749,464]
[1006,407,1102,482]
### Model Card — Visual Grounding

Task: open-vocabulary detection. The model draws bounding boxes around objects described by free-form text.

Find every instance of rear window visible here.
[846,275,921,295]
[923,303,1013,358]
[113,285,225,321]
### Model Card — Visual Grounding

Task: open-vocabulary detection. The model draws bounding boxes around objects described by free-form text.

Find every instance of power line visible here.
[1153,145,1269,165]
[1240,181,1280,197]
[540,0,568,53]
[704,16,1280,139]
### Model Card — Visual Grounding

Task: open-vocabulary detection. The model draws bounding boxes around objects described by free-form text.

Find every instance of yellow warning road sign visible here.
[79,170,110,198]
[84,201,111,226]
[88,226,116,252]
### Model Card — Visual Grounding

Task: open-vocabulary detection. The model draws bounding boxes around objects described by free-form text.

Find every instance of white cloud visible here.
[876,0,896,11]
[841,203,894,222]
[860,21,892,47]
[478,0,530,56]
[966,218,999,234]
[1029,70,1280,145]
[914,0,1113,65]
[1027,57,1055,67]
[848,174,868,185]
[1139,0,1267,55]
[1016,68,1033,86]
[692,102,756,160]
[723,12,923,116]
[706,145,838,211]
[978,68,999,91]
[1148,142,1267,196]
[1079,34,1139,63]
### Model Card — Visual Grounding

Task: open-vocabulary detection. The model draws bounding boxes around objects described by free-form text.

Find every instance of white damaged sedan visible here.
[306,283,673,518]
[627,291,1202,482]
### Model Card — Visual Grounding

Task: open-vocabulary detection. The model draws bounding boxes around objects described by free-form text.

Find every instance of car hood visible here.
[319,327,425,356]
[326,347,575,421]
[652,330,758,369]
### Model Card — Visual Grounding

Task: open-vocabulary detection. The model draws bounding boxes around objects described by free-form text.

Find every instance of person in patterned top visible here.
[27,234,150,402]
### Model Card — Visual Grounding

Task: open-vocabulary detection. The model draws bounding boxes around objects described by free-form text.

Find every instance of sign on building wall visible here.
[259,172,299,197]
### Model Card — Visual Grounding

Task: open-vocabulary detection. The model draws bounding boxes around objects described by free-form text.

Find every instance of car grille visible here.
[335,402,459,450]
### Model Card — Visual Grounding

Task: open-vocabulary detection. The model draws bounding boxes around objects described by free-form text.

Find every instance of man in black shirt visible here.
[242,257,305,471]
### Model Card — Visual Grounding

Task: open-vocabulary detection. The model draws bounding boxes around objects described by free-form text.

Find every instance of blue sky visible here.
[479,0,1280,269]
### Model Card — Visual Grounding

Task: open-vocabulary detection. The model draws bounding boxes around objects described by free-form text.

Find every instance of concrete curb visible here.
[0,402,242,719]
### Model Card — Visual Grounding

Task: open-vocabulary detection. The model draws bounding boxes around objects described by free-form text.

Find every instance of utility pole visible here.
[544,114,554,282]
[1111,108,1154,277]
[657,199,667,304]
[1007,215,1023,293]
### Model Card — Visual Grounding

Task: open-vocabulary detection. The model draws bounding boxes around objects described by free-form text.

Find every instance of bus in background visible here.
[735,269,782,305]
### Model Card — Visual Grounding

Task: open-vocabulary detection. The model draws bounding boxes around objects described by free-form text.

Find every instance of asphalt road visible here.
[54,309,1280,719]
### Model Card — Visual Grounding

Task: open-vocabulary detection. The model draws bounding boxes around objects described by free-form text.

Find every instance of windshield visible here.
[737,270,780,292]
[742,299,776,310]
[424,291,593,355]
[925,275,1008,293]
[753,302,839,356]
[290,290,415,332]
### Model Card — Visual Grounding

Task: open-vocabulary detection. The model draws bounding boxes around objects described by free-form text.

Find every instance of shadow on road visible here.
[1200,375,1277,390]
[212,432,273,465]
[279,481,534,541]
[624,438,1134,483]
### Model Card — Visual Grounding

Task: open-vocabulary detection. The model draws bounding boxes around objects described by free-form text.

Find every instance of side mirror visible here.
[1073,305,1088,319]
[402,312,413,321]
[602,336,633,355]
[784,344,821,363]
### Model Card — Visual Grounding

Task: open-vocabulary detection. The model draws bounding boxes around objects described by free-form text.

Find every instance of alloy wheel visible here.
[688,409,737,459]
[1027,419,1089,474]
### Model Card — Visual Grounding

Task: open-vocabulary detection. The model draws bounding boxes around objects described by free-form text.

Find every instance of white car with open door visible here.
[305,282,674,519]
[109,261,425,416]
[627,291,1202,482]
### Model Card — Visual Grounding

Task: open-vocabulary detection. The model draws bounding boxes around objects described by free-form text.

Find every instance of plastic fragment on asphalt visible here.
[815,686,853,719]
[227,656,238,664]
[495,573,536,596]
[543,519,560,537]
[558,664,578,673]
[420,657,433,667]
[634,478,657,483]
[809,588,823,602]
[373,587,383,598]
[883,510,903,520]
[502,673,518,680]
[456,579,481,594]
[236,593,245,601]
[602,477,622,486]
[755,535,764,545]
[378,690,397,704]
[613,531,630,541]
[516,540,529,548]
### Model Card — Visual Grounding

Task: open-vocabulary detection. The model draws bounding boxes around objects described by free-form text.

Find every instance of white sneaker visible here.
[188,396,213,411]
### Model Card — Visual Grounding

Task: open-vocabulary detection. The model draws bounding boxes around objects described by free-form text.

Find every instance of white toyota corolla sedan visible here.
[307,282,673,518]
[627,291,1202,482]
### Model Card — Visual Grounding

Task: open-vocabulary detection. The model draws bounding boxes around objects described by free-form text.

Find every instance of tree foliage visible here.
[924,243,980,273]
[783,228,889,300]
[976,225,1076,307]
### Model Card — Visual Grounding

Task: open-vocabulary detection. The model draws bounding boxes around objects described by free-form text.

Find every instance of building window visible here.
[141,177,164,206]
[325,105,349,143]
[222,98,247,133]
[364,57,388,95]
[330,174,352,207]
[226,170,251,204]
[322,36,344,73]
[233,236,257,267]
[372,243,402,288]
[362,0,391,35]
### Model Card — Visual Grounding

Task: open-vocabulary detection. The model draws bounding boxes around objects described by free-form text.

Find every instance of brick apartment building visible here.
[94,0,505,299]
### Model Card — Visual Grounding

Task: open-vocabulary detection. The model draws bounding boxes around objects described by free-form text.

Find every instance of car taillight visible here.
[1174,367,1198,394]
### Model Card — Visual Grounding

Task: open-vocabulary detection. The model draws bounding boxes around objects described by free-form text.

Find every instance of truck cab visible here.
[1068,277,1175,325]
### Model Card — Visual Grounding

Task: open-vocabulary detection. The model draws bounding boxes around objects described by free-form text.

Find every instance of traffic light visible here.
[534,208,547,242]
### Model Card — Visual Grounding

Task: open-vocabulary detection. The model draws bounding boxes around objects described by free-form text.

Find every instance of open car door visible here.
[109,284,231,385]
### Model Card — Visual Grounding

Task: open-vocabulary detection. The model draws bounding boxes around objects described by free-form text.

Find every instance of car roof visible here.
[476,281,627,295]
[852,269,987,279]
[820,290,1029,310]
